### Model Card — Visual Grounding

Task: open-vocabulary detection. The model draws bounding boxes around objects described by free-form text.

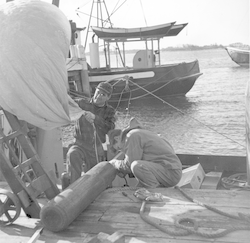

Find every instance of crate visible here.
[200,171,223,189]
[177,163,205,189]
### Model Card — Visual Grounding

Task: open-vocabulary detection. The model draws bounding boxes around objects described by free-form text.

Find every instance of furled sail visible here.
[0,0,82,130]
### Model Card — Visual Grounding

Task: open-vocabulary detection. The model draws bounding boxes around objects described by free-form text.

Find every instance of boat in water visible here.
[67,0,203,106]
[225,46,250,67]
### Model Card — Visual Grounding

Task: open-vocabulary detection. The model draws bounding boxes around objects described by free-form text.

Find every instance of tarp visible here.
[0,0,83,130]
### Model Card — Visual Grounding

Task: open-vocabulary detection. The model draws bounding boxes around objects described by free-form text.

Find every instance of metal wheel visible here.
[21,169,35,183]
[0,189,21,225]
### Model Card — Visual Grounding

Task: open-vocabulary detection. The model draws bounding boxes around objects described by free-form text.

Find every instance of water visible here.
[110,48,249,156]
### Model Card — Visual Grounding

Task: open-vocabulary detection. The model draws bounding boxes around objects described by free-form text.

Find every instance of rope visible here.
[113,80,132,111]
[66,59,82,70]
[221,173,250,190]
[111,68,175,100]
[139,187,250,238]
[175,186,249,221]
[140,200,193,236]
[92,123,99,163]
[128,78,245,149]
[139,0,147,26]
[105,186,140,193]
[174,217,250,238]
[68,67,244,148]
[105,186,250,238]
[168,186,250,237]
[68,90,90,100]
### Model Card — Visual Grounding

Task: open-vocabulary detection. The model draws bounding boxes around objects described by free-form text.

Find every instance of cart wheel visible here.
[21,169,35,183]
[0,189,21,225]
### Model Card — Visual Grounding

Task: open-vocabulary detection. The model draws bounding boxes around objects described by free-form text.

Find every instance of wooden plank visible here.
[1,218,249,243]
[0,130,22,142]
[30,174,52,193]
[1,187,250,243]
[87,231,125,243]
[12,156,37,174]
[0,147,41,218]
[3,110,60,199]
[96,188,250,207]
[27,227,44,243]
[62,221,250,242]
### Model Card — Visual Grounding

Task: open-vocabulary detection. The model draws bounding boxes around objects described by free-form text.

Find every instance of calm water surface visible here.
[111,49,249,156]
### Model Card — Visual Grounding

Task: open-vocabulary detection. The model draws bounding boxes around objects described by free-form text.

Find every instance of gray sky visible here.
[57,0,249,47]
[1,0,249,49]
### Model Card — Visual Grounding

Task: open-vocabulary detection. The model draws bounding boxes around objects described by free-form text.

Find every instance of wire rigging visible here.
[69,0,245,149]
[139,0,147,26]
[127,78,245,149]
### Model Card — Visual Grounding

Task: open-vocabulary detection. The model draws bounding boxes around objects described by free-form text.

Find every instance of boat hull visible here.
[91,23,175,40]
[88,60,202,104]
[225,47,250,67]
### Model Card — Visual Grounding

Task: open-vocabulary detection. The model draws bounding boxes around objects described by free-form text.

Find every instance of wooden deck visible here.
[1,181,250,243]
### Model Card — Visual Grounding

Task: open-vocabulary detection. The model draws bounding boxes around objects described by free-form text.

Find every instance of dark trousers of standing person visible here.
[65,141,106,184]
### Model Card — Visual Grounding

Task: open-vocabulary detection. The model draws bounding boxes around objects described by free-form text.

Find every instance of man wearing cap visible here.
[65,81,116,185]
[108,118,182,188]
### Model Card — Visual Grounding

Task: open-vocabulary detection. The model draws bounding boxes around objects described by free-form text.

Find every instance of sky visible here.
[1,0,249,51]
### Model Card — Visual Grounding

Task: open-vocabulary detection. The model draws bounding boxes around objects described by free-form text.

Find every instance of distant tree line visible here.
[114,43,245,54]
[86,43,249,55]
[162,43,225,51]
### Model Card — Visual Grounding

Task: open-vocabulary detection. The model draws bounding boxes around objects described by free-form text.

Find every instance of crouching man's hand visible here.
[109,159,127,178]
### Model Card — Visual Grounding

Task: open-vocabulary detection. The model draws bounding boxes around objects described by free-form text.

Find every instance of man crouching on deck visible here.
[108,118,182,188]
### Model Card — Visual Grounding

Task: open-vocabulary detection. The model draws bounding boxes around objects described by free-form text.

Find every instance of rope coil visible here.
[105,186,250,238]
[221,173,250,190]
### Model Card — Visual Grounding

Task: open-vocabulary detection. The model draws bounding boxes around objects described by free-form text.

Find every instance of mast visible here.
[85,0,125,68]
[103,0,125,67]
[84,0,95,50]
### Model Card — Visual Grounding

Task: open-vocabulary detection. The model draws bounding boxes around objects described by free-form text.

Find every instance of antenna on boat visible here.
[84,0,95,50]
[83,0,125,68]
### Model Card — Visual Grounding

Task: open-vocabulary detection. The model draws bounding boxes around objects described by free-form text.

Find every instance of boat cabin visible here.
[89,22,188,70]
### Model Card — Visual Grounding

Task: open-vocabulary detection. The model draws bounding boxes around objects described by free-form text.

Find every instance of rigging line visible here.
[92,123,100,164]
[139,0,147,26]
[91,0,128,28]
[75,0,102,21]
[68,90,90,100]
[84,0,95,50]
[108,78,132,112]
[112,77,178,102]
[76,0,92,10]
[103,77,132,126]
[115,91,132,128]
[66,60,81,71]
[76,10,100,22]
[121,88,133,127]
[110,69,178,100]
[75,5,114,27]
[128,79,245,148]
[111,68,175,96]
[110,0,122,16]
[107,0,128,22]
[114,87,128,111]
